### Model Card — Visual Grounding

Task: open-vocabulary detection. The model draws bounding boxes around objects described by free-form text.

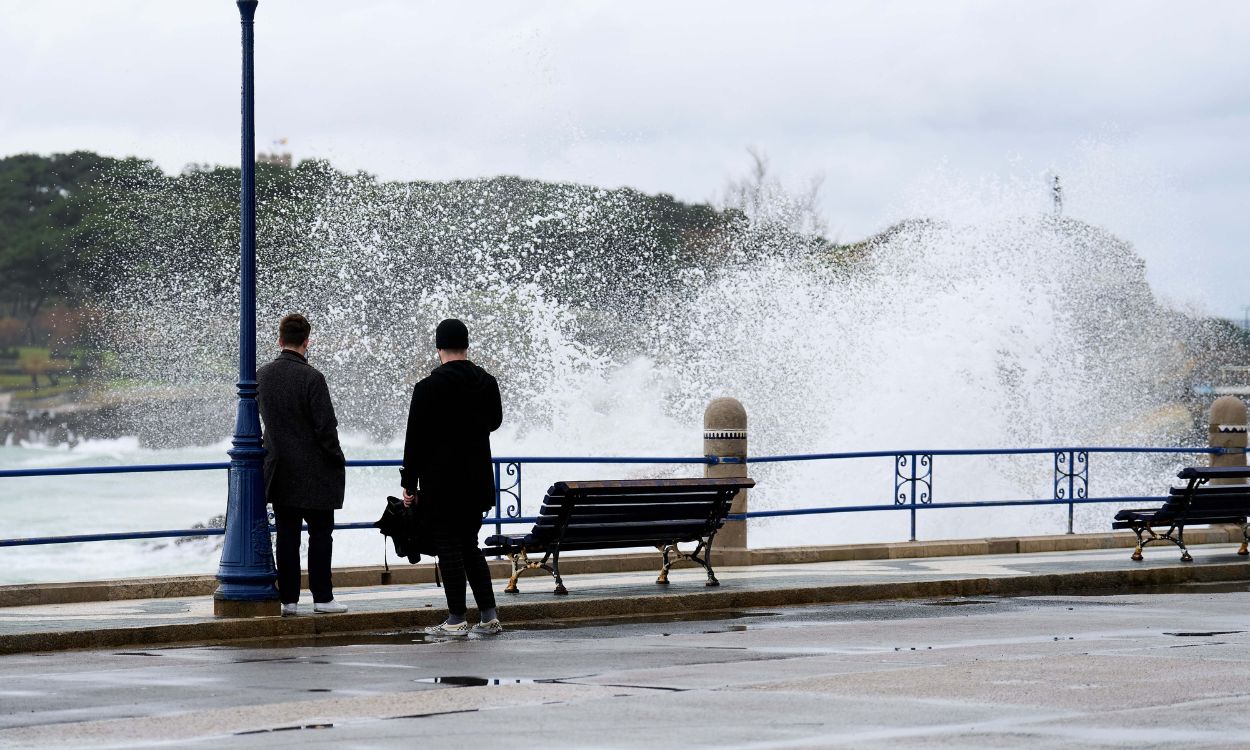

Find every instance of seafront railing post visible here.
[213,0,280,617]
[493,462,503,544]
[1053,450,1087,534]
[705,398,749,565]
[894,453,932,542]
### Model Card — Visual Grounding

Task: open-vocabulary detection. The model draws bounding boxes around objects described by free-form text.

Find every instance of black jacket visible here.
[401,359,502,524]
[257,350,346,510]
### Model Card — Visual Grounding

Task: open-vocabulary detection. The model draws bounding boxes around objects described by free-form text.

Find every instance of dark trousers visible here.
[273,505,334,604]
[434,521,496,617]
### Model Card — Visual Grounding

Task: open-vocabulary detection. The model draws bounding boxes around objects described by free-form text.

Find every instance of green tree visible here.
[0,151,156,343]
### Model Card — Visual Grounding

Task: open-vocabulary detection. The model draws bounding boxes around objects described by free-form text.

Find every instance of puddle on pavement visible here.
[414,676,536,687]
[130,601,193,615]
[1163,630,1245,637]
[701,625,749,634]
[236,723,334,735]
[517,610,783,631]
[922,599,997,607]
[385,708,479,721]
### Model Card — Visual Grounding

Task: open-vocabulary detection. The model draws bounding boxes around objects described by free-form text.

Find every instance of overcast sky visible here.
[3,1,1248,317]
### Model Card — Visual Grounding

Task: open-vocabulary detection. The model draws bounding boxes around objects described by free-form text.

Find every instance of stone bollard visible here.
[1208,396,1248,483]
[704,397,749,565]
[1208,396,1249,554]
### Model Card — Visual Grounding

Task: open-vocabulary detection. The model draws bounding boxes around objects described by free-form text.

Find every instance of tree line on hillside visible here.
[0,150,786,357]
[1,149,1247,432]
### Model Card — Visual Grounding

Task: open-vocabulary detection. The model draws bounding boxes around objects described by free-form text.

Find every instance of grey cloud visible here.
[1,0,1248,315]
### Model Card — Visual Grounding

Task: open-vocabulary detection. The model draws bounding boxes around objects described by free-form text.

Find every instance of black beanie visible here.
[435,318,469,350]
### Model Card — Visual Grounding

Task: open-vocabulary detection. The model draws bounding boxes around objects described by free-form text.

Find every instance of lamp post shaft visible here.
[214,0,279,617]
[238,0,257,386]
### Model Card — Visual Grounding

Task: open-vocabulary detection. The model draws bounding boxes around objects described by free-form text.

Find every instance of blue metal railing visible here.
[0,446,1227,549]
[0,462,230,478]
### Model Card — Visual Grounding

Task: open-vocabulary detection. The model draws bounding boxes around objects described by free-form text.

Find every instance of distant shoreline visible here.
[1,386,232,448]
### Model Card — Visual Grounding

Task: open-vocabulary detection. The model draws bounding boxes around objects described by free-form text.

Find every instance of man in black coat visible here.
[257,313,348,616]
[401,318,503,636]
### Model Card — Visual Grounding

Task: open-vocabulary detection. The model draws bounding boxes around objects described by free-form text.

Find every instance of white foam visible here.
[0,161,1207,583]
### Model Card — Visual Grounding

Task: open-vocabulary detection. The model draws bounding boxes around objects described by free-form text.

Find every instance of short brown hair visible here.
[279,313,311,347]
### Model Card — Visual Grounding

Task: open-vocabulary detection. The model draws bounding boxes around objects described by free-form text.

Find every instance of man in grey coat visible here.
[257,313,348,616]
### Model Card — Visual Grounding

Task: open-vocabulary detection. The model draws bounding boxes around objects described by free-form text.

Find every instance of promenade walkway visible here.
[2,565,1250,747]
[2,543,1248,654]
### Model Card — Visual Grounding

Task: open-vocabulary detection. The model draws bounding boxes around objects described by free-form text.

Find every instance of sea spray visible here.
[0,161,1232,582]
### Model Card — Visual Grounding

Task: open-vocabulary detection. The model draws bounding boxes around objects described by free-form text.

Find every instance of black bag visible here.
[374,495,437,564]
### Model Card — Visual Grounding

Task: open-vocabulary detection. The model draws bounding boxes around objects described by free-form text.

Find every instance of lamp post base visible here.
[214,596,281,618]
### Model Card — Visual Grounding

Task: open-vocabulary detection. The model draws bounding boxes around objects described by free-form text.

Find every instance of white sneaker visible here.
[472,619,504,635]
[313,599,348,614]
[424,620,471,637]
[281,603,298,617]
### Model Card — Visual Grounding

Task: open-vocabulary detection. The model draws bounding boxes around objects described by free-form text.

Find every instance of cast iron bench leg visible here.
[551,549,568,595]
[504,551,527,594]
[1177,526,1193,562]
[1139,523,1192,561]
[696,537,719,587]
[1131,525,1150,561]
[504,550,559,594]
[656,544,673,585]
[654,541,719,587]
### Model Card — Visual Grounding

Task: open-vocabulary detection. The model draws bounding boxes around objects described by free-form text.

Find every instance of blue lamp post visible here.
[214,0,279,617]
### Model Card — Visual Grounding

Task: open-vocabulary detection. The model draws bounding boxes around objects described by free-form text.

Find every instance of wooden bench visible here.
[482,477,755,595]
[1113,466,1250,562]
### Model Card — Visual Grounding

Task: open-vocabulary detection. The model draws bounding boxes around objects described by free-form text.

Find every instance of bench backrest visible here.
[1161,483,1250,519]
[1178,466,1250,482]
[530,477,755,549]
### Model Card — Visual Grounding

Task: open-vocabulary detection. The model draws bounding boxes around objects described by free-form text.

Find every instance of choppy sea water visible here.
[0,424,1183,585]
[0,424,722,585]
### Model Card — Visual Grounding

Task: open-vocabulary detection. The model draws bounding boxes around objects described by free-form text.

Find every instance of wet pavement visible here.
[4,544,1250,650]
[2,585,1250,748]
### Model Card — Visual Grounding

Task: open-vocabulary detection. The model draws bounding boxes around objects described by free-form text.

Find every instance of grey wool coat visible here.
[257,350,346,510]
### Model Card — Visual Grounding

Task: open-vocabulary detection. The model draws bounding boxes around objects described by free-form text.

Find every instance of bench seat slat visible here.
[560,521,712,538]
[512,539,700,553]
[484,520,720,547]
[490,534,708,551]
[1114,514,1246,526]
[1168,484,1250,495]
[536,499,721,511]
[536,513,717,527]
[1118,500,1250,521]
[553,478,753,495]
[541,492,726,506]
[533,502,718,519]
[554,538,705,551]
